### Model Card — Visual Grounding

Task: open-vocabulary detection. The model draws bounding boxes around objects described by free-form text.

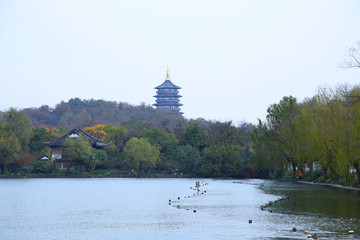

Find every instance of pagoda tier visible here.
[153,68,183,114]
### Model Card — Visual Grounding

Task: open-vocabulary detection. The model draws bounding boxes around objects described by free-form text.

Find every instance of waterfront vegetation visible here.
[1,89,360,187]
[252,85,360,187]
[0,104,254,179]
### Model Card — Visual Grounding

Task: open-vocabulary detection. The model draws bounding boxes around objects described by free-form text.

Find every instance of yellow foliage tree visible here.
[83,124,107,140]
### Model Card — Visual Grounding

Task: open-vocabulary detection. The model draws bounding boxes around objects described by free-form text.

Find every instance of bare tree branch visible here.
[340,41,360,69]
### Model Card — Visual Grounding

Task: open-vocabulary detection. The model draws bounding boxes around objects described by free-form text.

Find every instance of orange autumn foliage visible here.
[83,124,107,140]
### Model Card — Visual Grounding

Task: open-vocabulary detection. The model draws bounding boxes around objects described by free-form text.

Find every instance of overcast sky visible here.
[0,0,359,124]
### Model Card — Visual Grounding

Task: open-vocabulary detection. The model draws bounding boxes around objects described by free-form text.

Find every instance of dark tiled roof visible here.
[43,129,111,149]
[154,80,181,89]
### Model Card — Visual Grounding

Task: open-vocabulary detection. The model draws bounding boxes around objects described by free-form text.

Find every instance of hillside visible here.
[24,98,185,129]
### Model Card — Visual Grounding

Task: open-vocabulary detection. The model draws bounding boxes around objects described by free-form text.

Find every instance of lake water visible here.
[0,178,359,240]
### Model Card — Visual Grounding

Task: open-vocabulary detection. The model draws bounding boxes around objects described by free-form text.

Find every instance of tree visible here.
[0,130,21,168]
[103,124,127,151]
[205,121,244,147]
[90,149,108,170]
[180,124,207,152]
[123,137,160,172]
[28,126,57,154]
[3,108,33,151]
[196,144,243,178]
[122,118,151,142]
[342,41,360,69]
[83,124,107,140]
[172,144,200,173]
[342,87,360,182]
[253,96,299,176]
[63,135,94,171]
[0,109,33,170]
[139,126,178,157]
[250,119,281,174]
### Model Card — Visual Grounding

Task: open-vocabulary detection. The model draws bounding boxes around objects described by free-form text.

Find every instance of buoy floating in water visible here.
[193,210,196,213]
[248,220,252,224]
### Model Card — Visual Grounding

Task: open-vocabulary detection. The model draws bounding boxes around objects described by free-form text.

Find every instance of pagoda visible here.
[153,67,183,114]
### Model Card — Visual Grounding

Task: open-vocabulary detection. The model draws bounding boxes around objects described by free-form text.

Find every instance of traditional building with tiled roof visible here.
[43,129,111,170]
[153,67,183,114]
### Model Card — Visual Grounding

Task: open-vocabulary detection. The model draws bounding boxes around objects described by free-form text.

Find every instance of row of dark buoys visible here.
[303,230,319,240]
[260,197,357,238]
[168,181,209,214]
[300,227,355,239]
[338,217,359,222]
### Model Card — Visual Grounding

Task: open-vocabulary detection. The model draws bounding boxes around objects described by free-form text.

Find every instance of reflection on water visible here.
[260,180,360,219]
[0,178,359,240]
[257,180,360,239]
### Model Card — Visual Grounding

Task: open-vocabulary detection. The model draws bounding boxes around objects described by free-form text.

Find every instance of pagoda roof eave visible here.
[154,80,181,89]
[153,103,183,107]
[153,95,182,98]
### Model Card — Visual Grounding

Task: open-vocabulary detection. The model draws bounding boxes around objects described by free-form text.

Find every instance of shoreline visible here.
[0,172,194,179]
[1,174,360,192]
[295,180,360,191]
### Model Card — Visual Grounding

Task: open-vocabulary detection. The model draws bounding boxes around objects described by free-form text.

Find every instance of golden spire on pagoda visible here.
[166,63,170,80]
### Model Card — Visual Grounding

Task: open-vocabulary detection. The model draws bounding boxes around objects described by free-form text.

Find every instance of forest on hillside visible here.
[0,99,254,178]
[1,86,360,186]
[23,98,185,129]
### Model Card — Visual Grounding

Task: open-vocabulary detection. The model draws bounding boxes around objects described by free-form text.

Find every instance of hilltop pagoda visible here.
[153,68,183,114]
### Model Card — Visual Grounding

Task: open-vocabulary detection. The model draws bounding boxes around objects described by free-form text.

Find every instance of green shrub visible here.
[269,169,284,179]
[282,175,293,180]
[315,176,325,183]
[32,161,55,174]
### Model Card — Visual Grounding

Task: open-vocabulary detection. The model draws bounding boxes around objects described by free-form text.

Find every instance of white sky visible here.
[0,0,359,124]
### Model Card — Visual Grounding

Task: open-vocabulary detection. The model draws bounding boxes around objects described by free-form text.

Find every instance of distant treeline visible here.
[0,98,254,178]
[3,86,360,186]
